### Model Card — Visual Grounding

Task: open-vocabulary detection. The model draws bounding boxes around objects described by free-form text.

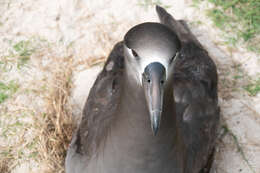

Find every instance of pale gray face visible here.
[123,22,181,135]
[124,22,181,83]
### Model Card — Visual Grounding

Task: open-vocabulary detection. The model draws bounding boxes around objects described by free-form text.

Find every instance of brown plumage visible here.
[65,6,220,173]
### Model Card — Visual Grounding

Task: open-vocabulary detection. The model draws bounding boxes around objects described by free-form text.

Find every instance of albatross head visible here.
[123,22,181,135]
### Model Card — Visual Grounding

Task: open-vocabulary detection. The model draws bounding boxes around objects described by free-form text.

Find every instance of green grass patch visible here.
[198,0,260,54]
[13,40,35,68]
[244,78,260,96]
[0,39,37,72]
[207,8,231,29]
[0,81,19,103]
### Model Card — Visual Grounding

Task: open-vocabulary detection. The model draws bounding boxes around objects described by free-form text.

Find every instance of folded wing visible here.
[157,6,220,173]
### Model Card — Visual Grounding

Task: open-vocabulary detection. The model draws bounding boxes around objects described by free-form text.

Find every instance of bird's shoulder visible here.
[173,41,219,126]
[71,42,124,157]
[173,42,218,103]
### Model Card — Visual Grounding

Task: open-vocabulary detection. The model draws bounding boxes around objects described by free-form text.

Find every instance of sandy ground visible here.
[0,0,260,172]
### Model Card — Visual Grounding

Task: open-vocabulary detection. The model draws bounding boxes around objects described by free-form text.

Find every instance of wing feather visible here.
[157,5,220,173]
[69,42,124,159]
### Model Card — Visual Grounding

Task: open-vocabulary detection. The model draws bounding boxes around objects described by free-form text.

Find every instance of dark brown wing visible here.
[173,43,220,173]
[157,6,220,173]
[70,42,124,158]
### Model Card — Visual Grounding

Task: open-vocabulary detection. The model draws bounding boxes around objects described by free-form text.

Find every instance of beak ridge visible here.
[142,62,165,136]
[151,110,162,136]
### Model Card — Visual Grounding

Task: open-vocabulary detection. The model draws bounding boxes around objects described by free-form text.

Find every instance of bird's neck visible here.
[101,71,184,172]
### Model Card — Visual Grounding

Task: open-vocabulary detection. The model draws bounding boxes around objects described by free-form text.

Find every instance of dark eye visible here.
[160,80,164,84]
[131,49,138,58]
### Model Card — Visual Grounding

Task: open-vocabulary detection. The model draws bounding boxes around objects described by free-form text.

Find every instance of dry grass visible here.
[0,9,114,171]
[36,56,76,173]
[0,157,12,173]
[0,40,78,172]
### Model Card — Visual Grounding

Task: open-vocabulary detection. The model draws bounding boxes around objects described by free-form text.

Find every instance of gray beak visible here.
[142,62,166,136]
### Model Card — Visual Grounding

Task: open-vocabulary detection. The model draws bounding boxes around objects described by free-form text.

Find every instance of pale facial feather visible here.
[125,46,170,85]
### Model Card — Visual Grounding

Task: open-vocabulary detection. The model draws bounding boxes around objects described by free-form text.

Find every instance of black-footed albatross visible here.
[65,6,220,173]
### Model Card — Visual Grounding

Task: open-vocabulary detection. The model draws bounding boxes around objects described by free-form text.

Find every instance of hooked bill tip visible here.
[151,110,161,136]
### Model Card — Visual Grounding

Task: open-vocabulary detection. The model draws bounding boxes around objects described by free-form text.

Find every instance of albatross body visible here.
[65,6,219,173]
